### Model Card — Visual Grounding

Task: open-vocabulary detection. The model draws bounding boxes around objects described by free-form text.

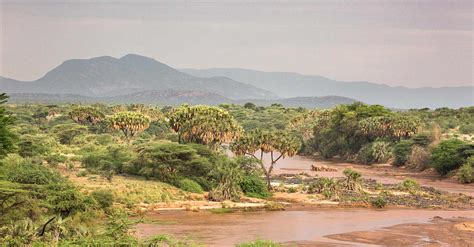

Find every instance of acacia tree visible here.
[0,93,15,158]
[168,105,242,148]
[107,111,150,142]
[69,106,105,125]
[231,129,300,189]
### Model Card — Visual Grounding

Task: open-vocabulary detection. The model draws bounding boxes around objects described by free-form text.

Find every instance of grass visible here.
[66,171,202,205]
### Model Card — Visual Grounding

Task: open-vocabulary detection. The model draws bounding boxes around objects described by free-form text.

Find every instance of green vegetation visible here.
[431,139,466,175]
[236,239,282,247]
[0,95,472,245]
[0,93,16,158]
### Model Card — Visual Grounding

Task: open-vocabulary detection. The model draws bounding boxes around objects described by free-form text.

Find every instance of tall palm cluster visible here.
[168,105,243,148]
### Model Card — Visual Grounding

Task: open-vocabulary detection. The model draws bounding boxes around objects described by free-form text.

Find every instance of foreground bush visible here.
[458,157,474,184]
[431,139,465,175]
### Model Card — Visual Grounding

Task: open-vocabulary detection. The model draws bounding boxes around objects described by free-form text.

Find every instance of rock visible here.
[311,164,338,172]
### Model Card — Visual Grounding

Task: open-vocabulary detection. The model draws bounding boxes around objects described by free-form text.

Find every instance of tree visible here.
[358,115,420,140]
[168,105,242,148]
[134,142,202,181]
[69,106,105,125]
[231,129,300,189]
[51,123,88,145]
[107,111,150,141]
[0,93,15,158]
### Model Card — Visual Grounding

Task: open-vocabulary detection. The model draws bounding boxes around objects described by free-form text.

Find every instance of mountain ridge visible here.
[180,68,473,109]
[0,54,278,100]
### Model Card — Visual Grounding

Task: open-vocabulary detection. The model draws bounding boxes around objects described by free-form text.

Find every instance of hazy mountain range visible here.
[6,92,355,109]
[181,68,473,109]
[1,54,472,109]
[0,54,276,100]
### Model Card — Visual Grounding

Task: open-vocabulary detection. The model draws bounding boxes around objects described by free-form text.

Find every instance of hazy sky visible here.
[1,0,472,87]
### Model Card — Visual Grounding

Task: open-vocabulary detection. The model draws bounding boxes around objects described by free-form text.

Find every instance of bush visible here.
[91,189,114,208]
[371,196,387,208]
[342,168,362,191]
[458,157,474,184]
[392,140,412,166]
[46,182,89,216]
[177,178,203,194]
[411,133,431,146]
[431,139,465,175]
[239,175,271,199]
[357,141,392,165]
[459,123,474,134]
[407,146,430,170]
[3,157,61,185]
[208,160,243,202]
[398,178,420,193]
[308,177,339,199]
[76,170,88,177]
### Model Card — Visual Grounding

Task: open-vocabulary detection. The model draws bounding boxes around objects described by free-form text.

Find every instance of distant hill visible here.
[181,68,473,109]
[6,92,355,109]
[0,54,277,100]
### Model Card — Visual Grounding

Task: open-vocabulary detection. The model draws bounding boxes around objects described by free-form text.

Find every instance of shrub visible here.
[342,168,362,191]
[458,157,474,184]
[208,160,243,202]
[392,140,413,166]
[45,153,67,167]
[431,139,465,175]
[398,178,420,193]
[239,175,271,199]
[410,133,431,146]
[357,141,392,164]
[407,146,430,170]
[3,157,61,185]
[459,123,474,134]
[371,196,387,208]
[308,177,340,199]
[76,170,88,177]
[46,183,88,216]
[91,190,114,208]
[177,178,203,194]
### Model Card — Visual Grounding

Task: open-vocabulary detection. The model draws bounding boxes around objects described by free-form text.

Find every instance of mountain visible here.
[0,54,277,100]
[180,68,473,109]
[6,92,355,109]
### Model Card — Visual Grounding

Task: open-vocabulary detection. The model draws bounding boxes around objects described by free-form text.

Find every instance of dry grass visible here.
[64,168,202,206]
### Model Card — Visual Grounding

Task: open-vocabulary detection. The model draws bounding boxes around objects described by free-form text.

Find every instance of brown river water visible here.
[136,208,474,246]
[134,154,474,246]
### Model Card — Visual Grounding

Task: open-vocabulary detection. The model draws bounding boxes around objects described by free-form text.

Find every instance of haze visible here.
[0,0,472,88]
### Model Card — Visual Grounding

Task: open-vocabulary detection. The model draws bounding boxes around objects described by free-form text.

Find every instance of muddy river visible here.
[136,208,474,246]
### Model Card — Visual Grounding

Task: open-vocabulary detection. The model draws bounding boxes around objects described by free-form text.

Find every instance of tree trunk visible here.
[265,172,271,191]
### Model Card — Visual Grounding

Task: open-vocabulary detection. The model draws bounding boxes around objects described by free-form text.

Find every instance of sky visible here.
[0,0,472,87]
